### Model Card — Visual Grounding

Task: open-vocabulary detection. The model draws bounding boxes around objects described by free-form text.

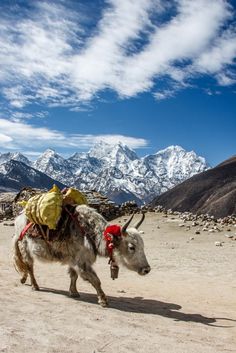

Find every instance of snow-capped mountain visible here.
[88,141,139,166]
[33,149,75,185]
[31,142,209,204]
[0,152,31,166]
[0,160,66,192]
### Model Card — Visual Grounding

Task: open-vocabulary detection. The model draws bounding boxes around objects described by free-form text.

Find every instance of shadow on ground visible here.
[39,287,236,327]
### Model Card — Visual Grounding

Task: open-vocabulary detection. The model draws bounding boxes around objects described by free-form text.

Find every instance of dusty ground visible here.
[0,212,235,353]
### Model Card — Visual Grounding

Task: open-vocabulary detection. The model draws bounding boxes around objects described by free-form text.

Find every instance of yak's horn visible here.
[121,212,135,233]
[133,212,145,229]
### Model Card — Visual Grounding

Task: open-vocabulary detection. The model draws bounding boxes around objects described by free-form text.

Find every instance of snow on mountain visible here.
[67,150,104,187]
[139,145,209,198]
[0,160,66,191]
[0,152,31,166]
[0,164,8,175]
[150,145,208,179]
[33,149,75,185]
[88,141,138,167]
[1,143,209,204]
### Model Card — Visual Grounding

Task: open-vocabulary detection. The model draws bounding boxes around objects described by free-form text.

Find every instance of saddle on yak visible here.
[19,185,88,242]
[26,205,77,242]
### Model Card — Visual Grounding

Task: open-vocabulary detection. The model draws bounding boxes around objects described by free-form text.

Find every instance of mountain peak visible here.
[0,151,31,166]
[88,141,138,161]
[33,149,74,185]
[156,145,185,155]
[42,148,56,156]
[0,159,66,191]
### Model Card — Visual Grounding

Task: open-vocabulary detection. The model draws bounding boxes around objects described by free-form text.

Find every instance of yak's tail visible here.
[13,237,28,275]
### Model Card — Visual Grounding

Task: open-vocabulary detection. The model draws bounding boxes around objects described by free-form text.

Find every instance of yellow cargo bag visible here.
[63,187,87,205]
[25,184,63,230]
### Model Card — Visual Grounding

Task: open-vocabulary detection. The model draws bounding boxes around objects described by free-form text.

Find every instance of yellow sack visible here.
[63,187,87,205]
[25,185,63,229]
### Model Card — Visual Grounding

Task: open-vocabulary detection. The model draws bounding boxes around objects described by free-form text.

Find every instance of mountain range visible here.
[151,156,236,218]
[0,159,66,193]
[0,142,209,204]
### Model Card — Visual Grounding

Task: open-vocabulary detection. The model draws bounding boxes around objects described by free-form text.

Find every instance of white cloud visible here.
[115,0,233,96]
[216,72,236,85]
[0,118,148,151]
[0,0,235,108]
[204,88,221,96]
[154,90,175,100]
[0,133,13,144]
[194,26,236,77]
[0,118,63,145]
[70,0,156,100]
[2,86,31,108]
[9,110,48,122]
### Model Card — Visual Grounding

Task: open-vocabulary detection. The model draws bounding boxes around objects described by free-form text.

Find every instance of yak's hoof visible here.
[69,291,80,298]
[98,297,108,307]
[20,276,27,284]
[32,285,40,291]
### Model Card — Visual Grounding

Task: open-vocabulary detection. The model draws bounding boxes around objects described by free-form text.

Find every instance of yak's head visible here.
[114,213,151,276]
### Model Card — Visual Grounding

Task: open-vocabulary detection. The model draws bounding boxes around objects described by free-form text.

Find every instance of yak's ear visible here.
[133,212,145,229]
[121,212,135,234]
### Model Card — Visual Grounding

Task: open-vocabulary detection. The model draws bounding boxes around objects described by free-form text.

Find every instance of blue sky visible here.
[0,0,235,166]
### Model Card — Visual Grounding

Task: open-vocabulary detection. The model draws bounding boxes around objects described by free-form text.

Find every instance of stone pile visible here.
[94,200,140,220]
[82,190,120,220]
[152,205,236,240]
[0,187,141,223]
[1,186,236,229]
[0,192,17,221]
[13,187,47,217]
[119,201,139,215]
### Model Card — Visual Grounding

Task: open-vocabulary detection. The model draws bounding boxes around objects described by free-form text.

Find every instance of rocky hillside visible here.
[150,156,236,218]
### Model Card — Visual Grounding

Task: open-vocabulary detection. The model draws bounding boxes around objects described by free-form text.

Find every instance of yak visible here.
[13,205,150,307]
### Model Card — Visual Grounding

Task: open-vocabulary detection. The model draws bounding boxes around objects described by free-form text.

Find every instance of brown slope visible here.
[150,156,236,218]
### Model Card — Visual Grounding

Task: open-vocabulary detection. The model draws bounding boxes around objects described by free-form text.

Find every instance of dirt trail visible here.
[0,213,235,353]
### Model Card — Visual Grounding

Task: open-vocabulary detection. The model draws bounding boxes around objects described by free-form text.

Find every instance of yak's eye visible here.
[128,243,135,252]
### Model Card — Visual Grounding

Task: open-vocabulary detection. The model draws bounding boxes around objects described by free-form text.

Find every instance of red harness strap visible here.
[19,222,33,241]
[103,225,122,260]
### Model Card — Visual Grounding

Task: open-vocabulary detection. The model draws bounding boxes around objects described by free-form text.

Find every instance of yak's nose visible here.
[140,266,151,275]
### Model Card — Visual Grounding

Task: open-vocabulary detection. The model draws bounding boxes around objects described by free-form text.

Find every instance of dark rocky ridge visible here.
[150,156,236,218]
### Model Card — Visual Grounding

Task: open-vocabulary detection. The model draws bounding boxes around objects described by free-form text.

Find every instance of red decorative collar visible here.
[103,225,122,258]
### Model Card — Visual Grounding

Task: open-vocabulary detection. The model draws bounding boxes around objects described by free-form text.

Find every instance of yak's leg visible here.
[16,241,39,290]
[20,272,28,284]
[14,241,28,284]
[27,263,39,291]
[21,246,39,291]
[68,267,80,297]
[78,264,108,307]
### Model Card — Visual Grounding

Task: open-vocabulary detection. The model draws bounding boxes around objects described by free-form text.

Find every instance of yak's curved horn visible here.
[121,212,135,234]
[134,212,145,229]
